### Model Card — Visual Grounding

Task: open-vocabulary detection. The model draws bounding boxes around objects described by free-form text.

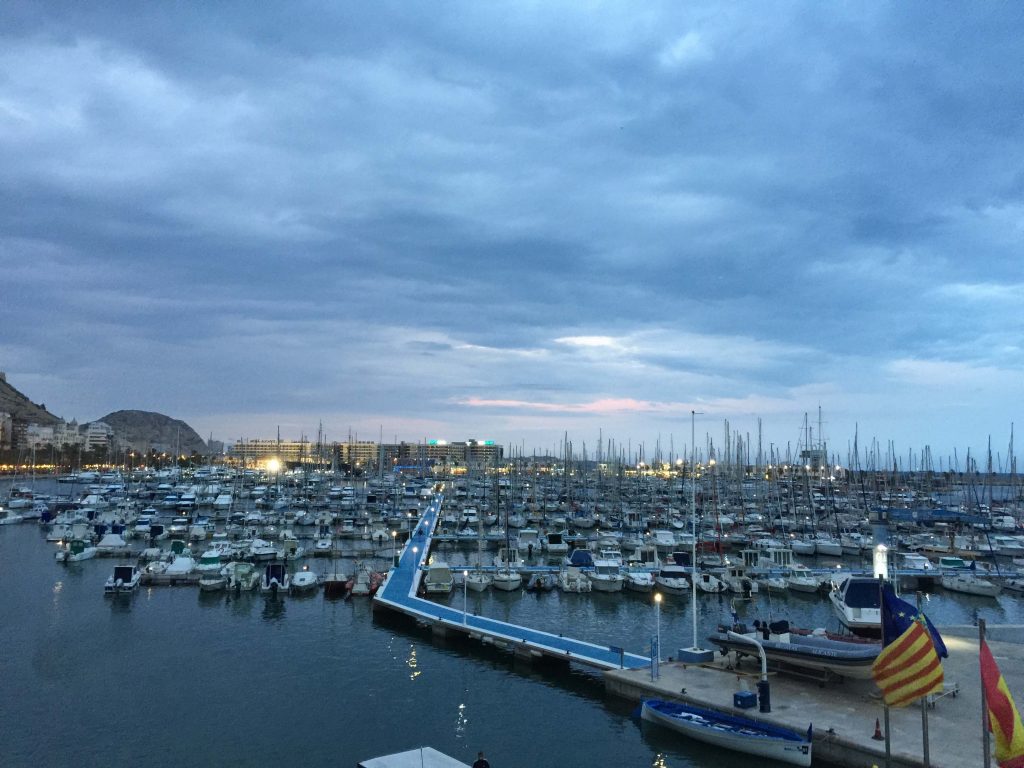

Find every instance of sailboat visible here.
[491,455,522,592]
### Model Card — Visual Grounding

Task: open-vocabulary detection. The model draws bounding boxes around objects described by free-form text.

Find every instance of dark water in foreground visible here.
[2,521,1021,767]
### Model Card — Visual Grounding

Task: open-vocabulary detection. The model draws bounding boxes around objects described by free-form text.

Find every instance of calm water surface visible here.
[2,498,1021,767]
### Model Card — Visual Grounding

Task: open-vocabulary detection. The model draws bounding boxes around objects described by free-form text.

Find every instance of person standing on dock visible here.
[472,751,490,768]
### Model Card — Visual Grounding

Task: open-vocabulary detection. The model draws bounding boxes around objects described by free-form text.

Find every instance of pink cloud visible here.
[460,396,684,415]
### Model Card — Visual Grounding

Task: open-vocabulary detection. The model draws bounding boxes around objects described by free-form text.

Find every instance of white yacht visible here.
[623,570,655,593]
[941,571,1000,597]
[829,576,882,636]
[693,571,728,594]
[290,567,319,594]
[587,560,624,592]
[424,562,455,594]
[104,564,142,595]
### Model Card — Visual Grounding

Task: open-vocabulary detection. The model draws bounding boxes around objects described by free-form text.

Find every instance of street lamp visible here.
[654,592,663,661]
[392,530,398,566]
[463,569,469,624]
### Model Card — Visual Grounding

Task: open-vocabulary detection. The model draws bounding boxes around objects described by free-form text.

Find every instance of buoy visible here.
[872,718,884,741]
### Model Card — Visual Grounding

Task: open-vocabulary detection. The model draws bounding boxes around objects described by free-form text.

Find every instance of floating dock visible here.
[373,497,650,671]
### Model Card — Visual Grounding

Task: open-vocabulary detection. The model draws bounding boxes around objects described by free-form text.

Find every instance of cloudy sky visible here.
[2,2,1023,467]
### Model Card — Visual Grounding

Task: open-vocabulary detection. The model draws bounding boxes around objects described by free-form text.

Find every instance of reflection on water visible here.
[197,590,225,609]
[261,596,286,621]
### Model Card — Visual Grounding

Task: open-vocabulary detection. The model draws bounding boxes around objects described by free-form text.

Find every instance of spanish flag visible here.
[871,585,945,707]
[980,637,1024,768]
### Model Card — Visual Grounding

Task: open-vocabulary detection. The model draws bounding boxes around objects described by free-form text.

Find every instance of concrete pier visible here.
[604,630,1024,768]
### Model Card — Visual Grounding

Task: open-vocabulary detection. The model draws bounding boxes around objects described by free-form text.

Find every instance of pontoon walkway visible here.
[373,497,650,671]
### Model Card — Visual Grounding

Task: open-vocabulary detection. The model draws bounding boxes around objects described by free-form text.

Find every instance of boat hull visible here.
[641,699,811,767]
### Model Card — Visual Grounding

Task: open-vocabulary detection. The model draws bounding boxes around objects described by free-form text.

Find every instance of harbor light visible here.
[654,592,662,662]
[266,458,281,474]
[873,543,889,580]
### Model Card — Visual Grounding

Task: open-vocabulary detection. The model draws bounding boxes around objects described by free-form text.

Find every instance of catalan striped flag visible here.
[980,637,1024,768]
[871,585,945,707]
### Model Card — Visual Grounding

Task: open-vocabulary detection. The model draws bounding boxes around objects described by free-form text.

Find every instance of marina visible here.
[3,467,1024,767]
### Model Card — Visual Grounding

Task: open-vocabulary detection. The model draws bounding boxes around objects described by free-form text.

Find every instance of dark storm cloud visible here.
[2,2,1024,455]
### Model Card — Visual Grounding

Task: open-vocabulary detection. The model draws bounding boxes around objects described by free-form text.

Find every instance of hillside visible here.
[0,372,61,425]
[98,410,208,455]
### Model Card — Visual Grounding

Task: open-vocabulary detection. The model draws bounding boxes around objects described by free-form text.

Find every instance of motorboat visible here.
[654,552,691,594]
[558,566,592,593]
[165,555,196,578]
[708,620,881,681]
[564,549,594,568]
[261,562,290,595]
[640,699,812,766]
[623,570,655,593]
[755,574,789,594]
[785,564,821,593]
[55,538,98,563]
[525,572,557,592]
[543,531,569,555]
[722,564,758,597]
[828,576,881,636]
[693,571,728,594]
[104,564,142,595]
[424,562,455,594]
[222,561,259,592]
[290,567,319,595]
[198,571,227,592]
[894,552,939,590]
[587,559,624,592]
[95,533,128,554]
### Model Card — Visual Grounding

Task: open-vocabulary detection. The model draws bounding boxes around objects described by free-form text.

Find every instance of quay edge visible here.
[603,629,1024,768]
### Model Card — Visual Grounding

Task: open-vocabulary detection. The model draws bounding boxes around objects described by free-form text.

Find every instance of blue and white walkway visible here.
[373,497,650,671]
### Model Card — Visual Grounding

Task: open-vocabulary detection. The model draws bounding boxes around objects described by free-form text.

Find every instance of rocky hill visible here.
[0,372,61,425]
[98,410,208,455]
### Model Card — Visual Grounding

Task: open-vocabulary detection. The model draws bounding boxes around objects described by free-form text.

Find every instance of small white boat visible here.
[464,570,492,592]
[786,565,821,593]
[198,572,227,592]
[756,575,789,594]
[290,568,319,594]
[623,570,655,593]
[55,538,98,563]
[104,564,142,595]
[588,560,624,592]
[222,561,259,592]
[491,566,522,592]
[654,565,690,595]
[941,572,1000,597]
[694,571,728,594]
[641,699,812,766]
[558,566,592,593]
[424,562,455,594]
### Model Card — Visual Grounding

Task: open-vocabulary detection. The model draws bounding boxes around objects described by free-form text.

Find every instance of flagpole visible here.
[980,618,992,768]
[879,575,891,768]
[917,591,930,767]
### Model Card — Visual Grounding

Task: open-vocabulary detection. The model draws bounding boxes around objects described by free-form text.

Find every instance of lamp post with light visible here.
[463,570,469,624]
[392,530,398,566]
[654,592,662,661]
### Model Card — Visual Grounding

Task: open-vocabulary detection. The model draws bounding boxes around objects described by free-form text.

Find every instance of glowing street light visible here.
[654,592,663,662]
[463,569,469,624]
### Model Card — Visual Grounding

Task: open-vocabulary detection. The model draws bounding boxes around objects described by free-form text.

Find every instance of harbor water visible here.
[3,483,1022,767]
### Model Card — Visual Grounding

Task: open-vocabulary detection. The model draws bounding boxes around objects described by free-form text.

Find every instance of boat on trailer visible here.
[640,698,812,766]
[707,620,881,680]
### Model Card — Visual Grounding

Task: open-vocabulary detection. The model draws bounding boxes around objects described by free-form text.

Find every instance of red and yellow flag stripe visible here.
[981,638,1024,768]
[872,618,944,708]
